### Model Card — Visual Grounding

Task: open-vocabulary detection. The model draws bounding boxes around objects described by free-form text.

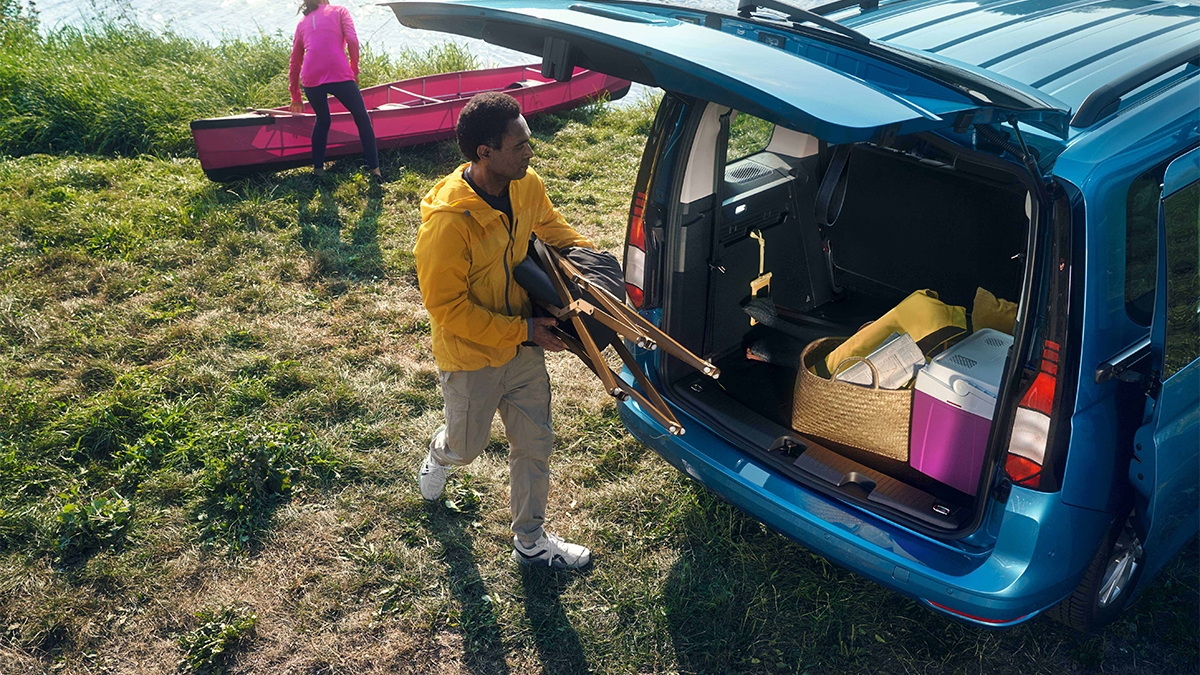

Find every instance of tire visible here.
[1047,514,1144,632]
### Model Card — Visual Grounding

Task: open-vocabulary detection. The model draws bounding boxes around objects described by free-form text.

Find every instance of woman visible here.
[288,0,383,180]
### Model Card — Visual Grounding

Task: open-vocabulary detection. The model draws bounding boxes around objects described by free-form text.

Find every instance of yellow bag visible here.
[971,287,1017,335]
[822,290,967,376]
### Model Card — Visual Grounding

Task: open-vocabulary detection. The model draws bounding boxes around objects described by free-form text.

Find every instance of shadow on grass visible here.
[424,507,511,675]
[296,174,385,282]
[659,486,1200,674]
[517,564,592,673]
[421,502,593,673]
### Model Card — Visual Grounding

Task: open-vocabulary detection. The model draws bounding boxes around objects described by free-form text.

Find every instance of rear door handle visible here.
[1096,336,1151,384]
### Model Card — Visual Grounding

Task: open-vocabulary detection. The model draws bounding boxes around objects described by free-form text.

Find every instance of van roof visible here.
[389,0,1196,136]
[822,0,1199,116]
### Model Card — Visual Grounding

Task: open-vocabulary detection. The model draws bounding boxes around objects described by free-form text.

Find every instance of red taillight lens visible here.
[1019,371,1057,416]
[628,193,646,248]
[1005,339,1060,490]
[625,284,644,308]
[1004,453,1043,486]
[624,191,648,308]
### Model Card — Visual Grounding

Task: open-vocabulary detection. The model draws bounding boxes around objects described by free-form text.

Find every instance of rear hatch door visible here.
[385,0,1070,144]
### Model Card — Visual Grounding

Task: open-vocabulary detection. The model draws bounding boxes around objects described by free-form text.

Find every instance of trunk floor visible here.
[710,352,974,503]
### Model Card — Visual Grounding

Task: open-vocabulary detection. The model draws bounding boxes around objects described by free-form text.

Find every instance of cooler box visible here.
[910,329,1013,495]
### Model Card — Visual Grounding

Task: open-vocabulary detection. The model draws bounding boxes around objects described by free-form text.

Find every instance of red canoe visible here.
[190,64,631,181]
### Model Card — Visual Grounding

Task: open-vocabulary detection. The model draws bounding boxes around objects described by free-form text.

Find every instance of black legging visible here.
[303,80,379,171]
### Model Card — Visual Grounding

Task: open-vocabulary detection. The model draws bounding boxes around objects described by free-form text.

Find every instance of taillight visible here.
[624,190,647,308]
[1005,339,1060,489]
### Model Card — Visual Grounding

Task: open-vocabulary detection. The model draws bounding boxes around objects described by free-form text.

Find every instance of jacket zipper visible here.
[502,214,516,317]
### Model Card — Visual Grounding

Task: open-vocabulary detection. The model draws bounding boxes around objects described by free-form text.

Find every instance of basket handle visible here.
[831,355,882,390]
[800,339,823,361]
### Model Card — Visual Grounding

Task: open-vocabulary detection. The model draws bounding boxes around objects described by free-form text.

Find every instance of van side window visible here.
[1162,181,1199,379]
[725,112,774,164]
[1125,164,1168,324]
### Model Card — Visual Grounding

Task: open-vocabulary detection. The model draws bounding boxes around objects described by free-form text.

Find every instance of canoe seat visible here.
[506,80,542,89]
[375,103,409,111]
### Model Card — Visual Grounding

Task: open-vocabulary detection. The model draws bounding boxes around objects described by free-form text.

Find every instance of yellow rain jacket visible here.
[414,164,595,372]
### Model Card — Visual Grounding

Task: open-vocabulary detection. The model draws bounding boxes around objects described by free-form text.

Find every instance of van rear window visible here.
[1163,181,1199,378]
[725,112,774,165]
[1125,165,1165,325]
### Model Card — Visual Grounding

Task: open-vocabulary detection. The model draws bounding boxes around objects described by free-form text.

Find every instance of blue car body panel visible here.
[1132,147,1200,581]
[1049,81,1199,518]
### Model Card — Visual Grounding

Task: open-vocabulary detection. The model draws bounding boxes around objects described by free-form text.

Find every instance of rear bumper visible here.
[615,371,1109,625]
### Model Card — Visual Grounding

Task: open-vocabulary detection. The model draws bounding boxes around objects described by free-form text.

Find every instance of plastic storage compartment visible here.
[910,329,1014,495]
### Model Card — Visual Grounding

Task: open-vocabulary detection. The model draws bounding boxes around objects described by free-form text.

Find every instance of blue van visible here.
[389,0,1199,629]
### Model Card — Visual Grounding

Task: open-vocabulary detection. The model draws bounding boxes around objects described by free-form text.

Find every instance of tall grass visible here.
[0,11,476,158]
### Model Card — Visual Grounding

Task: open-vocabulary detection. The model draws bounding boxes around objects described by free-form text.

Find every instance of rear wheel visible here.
[1048,514,1144,631]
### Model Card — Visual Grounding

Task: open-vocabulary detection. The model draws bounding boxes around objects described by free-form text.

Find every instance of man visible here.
[412,92,593,569]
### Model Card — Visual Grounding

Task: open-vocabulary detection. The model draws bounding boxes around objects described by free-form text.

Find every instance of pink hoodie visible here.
[288,4,360,103]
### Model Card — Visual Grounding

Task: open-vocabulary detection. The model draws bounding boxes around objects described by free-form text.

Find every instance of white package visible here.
[834,332,925,390]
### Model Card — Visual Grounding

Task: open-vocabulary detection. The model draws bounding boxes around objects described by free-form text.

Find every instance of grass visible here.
[0,14,1197,675]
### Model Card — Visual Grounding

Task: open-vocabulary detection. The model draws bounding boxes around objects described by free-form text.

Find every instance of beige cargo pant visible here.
[429,345,553,546]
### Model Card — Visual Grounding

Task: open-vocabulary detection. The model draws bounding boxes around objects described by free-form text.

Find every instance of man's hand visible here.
[529,317,567,352]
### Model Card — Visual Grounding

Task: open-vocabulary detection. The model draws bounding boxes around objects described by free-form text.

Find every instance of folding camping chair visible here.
[522,242,720,436]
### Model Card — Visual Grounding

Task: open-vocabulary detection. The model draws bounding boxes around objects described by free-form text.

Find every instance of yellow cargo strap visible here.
[749,229,773,325]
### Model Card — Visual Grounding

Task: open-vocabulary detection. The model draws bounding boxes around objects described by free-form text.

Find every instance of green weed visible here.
[53,486,133,559]
[442,474,484,515]
[176,606,257,674]
[0,0,37,48]
[192,422,343,551]
[0,378,50,440]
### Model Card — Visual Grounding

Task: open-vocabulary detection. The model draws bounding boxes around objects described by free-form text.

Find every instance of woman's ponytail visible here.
[299,0,322,15]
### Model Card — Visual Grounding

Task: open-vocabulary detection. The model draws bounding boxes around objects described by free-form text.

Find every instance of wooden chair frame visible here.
[531,244,720,436]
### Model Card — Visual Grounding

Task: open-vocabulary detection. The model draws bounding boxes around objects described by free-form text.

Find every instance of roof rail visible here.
[809,0,883,16]
[1071,44,1200,128]
[737,0,870,43]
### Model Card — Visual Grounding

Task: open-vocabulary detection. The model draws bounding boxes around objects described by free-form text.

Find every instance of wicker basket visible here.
[791,337,912,461]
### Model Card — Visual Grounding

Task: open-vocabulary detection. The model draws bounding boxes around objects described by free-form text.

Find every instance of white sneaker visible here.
[418,452,449,501]
[511,532,592,569]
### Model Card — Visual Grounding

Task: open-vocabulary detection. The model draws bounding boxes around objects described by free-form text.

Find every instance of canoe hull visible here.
[191,65,631,181]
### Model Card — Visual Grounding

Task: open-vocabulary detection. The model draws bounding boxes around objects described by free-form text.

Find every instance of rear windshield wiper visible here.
[737,0,870,44]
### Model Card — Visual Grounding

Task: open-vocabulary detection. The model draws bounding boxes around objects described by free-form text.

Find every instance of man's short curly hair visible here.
[456,92,522,162]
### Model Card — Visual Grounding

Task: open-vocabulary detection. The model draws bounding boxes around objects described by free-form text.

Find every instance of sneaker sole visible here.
[511,548,591,570]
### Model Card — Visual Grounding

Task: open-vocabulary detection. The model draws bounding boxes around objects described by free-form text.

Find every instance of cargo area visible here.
[658,111,1032,532]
